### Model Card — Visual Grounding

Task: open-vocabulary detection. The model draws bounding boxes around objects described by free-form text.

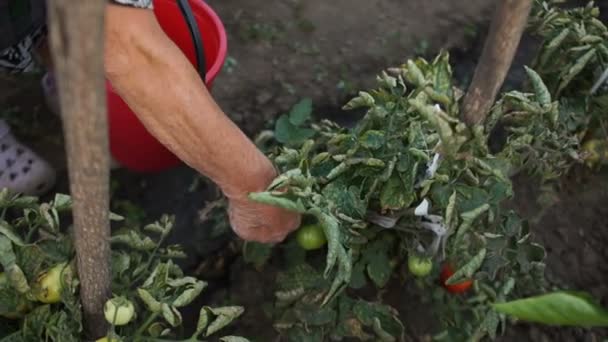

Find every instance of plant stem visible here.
[130,234,169,286]
[134,312,160,340]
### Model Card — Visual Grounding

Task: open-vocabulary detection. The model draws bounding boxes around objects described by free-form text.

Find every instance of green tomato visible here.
[296,224,327,250]
[408,255,433,277]
[104,297,135,326]
[34,262,70,303]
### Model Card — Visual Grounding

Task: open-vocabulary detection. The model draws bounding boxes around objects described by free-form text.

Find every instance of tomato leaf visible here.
[524,66,551,106]
[248,192,307,213]
[172,280,207,307]
[0,222,23,247]
[289,98,313,126]
[366,248,391,288]
[360,130,386,150]
[161,303,182,327]
[204,306,245,336]
[493,291,608,327]
[220,337,251,342]
[343,91,375,110]
[51,193,72,212]
[275,115,315,146]
[243,242,273,269]
[194,306,210,337]
[110,230,156,251]
[137,288,161,313]
[445,248,486,285]
[380,174,415,210]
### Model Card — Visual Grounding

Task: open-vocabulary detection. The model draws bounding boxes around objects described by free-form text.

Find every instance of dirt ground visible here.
[1,0,608,341]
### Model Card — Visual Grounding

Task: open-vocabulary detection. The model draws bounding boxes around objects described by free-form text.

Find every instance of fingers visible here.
[227,200,301,243]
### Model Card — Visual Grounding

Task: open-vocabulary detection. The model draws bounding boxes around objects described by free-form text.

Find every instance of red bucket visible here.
[106,0,227,172]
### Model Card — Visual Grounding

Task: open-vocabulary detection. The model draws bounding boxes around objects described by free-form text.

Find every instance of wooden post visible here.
[461,0,533,126]
[46,1,110,339]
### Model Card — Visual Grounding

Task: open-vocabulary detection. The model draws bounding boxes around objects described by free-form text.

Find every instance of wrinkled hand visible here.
[227,195,301,243]
[222,163,301,243]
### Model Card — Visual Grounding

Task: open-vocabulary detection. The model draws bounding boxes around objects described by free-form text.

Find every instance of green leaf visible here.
[524,66,551,106]
[172,280,207,307]
[275,115,315,146]
[0,221,23,246]
[52,193,72,211]
[455,204,490,241]
[111,252,130,277]
[557,48,595,94]
[480,310,500,339]
[406,60,426,87]
[380,174,415,210]
[372,317,396,342]
[161,303,182,327]
[195,306,210,337]
[205,306,245,336]
[366,249,391,288]
[353,300,404,339]
[243,242,273,269]
[493,291,608,327]
[322,182,366,219]
[220,337,250,342]
[248,192,307,213]
[446,248,486,285]
[110,231,156,251]
[0,236,16,268]
[289,98,313,126]
[349,261,367,289]
[360,130,385,150]
[343,91,375,110]
[137,288,161,312]
[166,276,198,287]
[433,51,453,97]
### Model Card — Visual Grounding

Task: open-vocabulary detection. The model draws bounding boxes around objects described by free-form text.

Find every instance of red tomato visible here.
[440,263,473,294]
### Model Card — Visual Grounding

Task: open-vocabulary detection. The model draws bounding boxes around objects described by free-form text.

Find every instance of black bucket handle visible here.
[177,0,207,84]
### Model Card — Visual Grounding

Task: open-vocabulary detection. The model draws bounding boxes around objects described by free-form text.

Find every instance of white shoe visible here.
[0,131,56,196]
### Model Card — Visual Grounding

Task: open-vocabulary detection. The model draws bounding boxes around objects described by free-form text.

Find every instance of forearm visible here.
[104,5,274,197]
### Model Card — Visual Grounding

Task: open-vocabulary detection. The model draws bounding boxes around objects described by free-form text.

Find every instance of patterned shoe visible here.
[0,129,56,196]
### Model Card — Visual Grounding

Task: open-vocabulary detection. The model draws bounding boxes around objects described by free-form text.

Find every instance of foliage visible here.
[493,291,608,327]
[488,0,608,182]
[0,191,246,341]
[198,2,608,340]
[246,48,550,340]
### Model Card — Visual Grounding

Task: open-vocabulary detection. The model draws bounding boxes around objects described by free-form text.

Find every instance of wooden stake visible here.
[461,0,533,126]
[46,1,110,339]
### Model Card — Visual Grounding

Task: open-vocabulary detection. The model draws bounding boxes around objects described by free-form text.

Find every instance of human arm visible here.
[103,4,300,242]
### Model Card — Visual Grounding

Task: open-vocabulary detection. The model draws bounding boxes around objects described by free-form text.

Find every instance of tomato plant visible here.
[202,1,608,340]
[0,192,247,341]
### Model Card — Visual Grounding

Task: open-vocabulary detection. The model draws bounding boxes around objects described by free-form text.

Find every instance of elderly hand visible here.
[223,166,301,243]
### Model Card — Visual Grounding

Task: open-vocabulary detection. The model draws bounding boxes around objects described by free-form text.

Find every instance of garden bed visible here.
[1,0,607,340]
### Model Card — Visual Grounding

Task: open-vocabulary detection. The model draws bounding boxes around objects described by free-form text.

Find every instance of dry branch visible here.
[461,0,533,126]
[46,0,110,339]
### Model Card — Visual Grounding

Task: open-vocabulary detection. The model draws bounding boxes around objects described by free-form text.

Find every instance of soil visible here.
[1,0,607,341]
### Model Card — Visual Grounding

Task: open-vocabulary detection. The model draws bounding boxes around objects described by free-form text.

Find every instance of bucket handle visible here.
[177,0,207,83]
